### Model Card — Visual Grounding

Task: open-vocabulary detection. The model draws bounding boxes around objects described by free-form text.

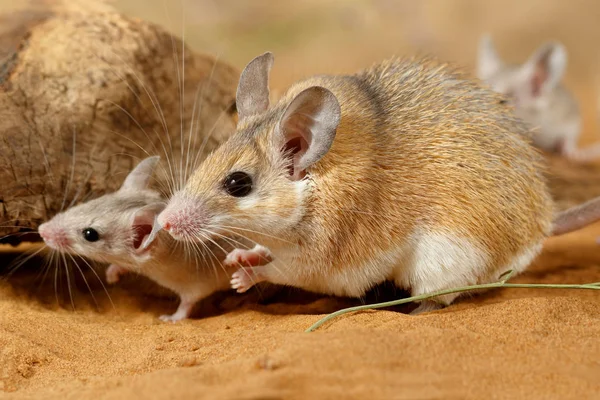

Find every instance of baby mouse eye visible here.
[223,171,253,197]
[82,228,100,242]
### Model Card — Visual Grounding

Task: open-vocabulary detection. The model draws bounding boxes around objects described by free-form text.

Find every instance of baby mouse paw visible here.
[105,264,128,284]
[159,314,185,323]
[230,266,267,293]
[224,244,273,268]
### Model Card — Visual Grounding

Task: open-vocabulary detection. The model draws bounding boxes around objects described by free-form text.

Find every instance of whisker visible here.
[192,105,231,171]
[213,225,294,245]
[89,47,177,195]
[61,252,75,310]
[3,245,45,280]
[98,103,175,196]
[68,169,94,209]
[60,128,78,212]
[185,52,223,188]
[67,253,98,310]
[79,256,115,310]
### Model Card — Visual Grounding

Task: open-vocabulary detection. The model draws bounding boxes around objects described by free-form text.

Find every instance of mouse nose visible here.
[38,223,70,249]
[158,196,206,240]
[38,223,49,240]
[157,211,179,235]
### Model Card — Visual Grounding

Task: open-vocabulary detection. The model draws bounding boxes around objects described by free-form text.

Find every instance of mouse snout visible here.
[38,222,71,250]
[158,195,207,241]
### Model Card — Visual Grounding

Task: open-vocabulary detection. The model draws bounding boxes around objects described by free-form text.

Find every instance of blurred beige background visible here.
[114,0,600,146]
[3,0,600,142]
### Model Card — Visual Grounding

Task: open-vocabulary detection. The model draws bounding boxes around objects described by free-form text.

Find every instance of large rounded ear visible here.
[236,52,274,121]
[477,34,503,81]
[120,156,160,192]
[522,42,567,97]
[132,202,166,251]
[277,86,341,180]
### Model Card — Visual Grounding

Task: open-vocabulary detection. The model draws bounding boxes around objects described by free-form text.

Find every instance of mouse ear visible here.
[277,86,340,181]
[477,34,503,81]
[120,156,160,192]
[132,202,166,251]
[236,52,274,122]
[521,42,567,97]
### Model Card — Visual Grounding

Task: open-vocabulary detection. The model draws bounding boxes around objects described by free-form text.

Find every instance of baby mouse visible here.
[477,34,600,163]
[38,156,254,322]
[155,52,600,314]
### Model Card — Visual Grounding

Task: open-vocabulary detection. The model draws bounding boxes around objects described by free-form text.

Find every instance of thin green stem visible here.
[305,279,600,333]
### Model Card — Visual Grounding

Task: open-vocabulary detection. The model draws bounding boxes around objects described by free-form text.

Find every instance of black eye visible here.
[223,171,253,197]
[82,228,100,242]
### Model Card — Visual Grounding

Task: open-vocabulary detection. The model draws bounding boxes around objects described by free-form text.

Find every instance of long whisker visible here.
[67,252,98,310]
[99,102,175,196]
[213,225,295,245]
[192,105,231,171]
[195,230,231,278]
[38,248,56,292]
[54,251,60,306]
[68,169,94,209]
[61,252,75,310]
[37,137,56,186]
[77,256,115,310]
[90,47,176,195]
[60,128,78,212]
[182,234,214,278]
[185,53,223,187]
[3,245,46,279]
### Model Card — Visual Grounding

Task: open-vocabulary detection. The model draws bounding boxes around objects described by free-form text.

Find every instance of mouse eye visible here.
[223,171,253,197]
[82,228,100,242]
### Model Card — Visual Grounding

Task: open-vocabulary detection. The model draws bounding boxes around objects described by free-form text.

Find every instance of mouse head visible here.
[156,52,341,246]
[477,34,567,113]
[38,156,165,265]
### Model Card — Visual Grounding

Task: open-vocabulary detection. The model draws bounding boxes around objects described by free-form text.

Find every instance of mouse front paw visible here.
[105,264,128,284]
[224,245,273,268]
[230,266,266,293]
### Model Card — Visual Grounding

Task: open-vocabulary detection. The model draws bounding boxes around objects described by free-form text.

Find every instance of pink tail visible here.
[552,196,600,236]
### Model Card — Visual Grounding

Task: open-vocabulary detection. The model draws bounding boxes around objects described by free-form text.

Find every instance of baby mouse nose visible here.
[38,223,48,238]
[38,223,70,249]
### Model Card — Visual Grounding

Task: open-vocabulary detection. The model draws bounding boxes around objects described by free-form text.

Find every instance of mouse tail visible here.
[551,196,600,236]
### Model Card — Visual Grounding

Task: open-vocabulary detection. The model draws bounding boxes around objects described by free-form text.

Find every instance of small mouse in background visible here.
[38,156,256,322]
[154,52,600,315]
[477,34,600,162]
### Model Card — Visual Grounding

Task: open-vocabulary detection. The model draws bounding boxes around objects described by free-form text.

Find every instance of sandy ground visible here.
[1,0,600,399]
[1,230,599,399]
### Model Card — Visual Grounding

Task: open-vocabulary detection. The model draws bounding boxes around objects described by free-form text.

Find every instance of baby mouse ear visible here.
[477,34,503,81]
[132,202,166,252]
[522,42,567,97]
[236,52,274,121]
[120,156,160,192]
[277,86,341,180]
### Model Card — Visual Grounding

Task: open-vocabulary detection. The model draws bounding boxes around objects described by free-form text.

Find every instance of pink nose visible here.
[38,223,70,249]
[157,202,204,240]
[157,211,181,234]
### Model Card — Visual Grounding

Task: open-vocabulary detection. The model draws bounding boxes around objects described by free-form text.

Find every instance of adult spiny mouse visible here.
[38,156,260,321]
[156,52,600,314]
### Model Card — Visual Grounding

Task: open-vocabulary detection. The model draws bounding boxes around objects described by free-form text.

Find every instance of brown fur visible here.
[166,56,555,303]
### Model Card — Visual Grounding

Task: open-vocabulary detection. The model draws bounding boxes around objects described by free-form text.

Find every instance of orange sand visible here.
[1,223,599,399]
